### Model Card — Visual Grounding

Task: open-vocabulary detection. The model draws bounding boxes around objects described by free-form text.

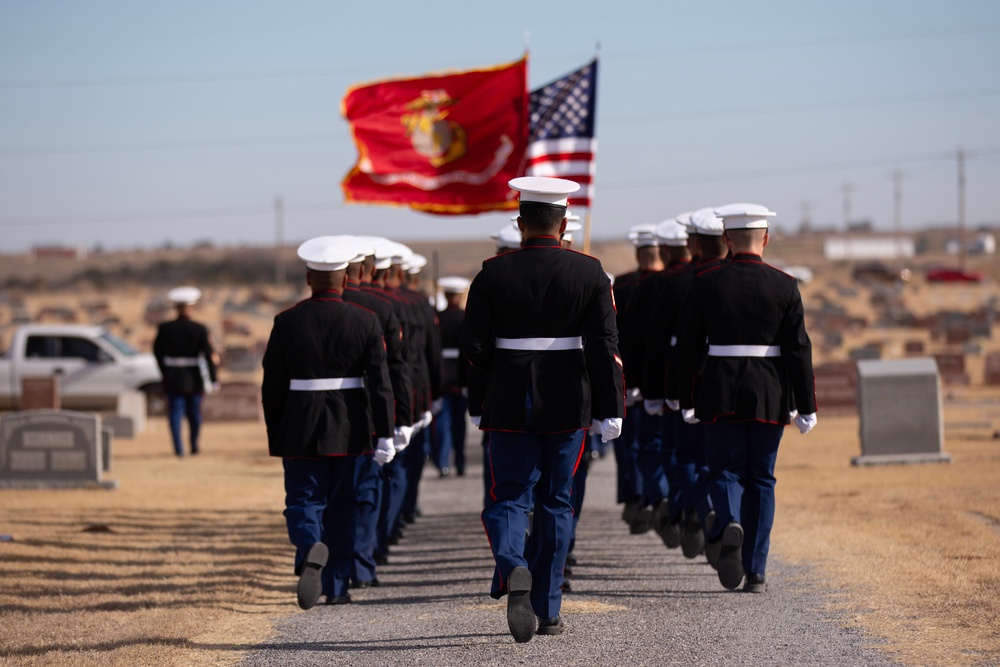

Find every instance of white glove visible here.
[665,399,680,412]
[794,412,817,435]
[374,437,395,465]
[420,410,433,429]
[591,417,623,443]
[682,408,700,425]
[643,399,664,416]
[431,398,444,415]
[393,425,413,452]
[624,387,642,407]
[470,415,482,428]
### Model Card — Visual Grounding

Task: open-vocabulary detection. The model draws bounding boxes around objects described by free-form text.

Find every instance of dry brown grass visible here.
[774,396,1000,667]
[0,421,295,667]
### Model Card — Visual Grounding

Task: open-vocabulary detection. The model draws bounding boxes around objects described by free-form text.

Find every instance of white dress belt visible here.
[289,377,365,391]
[163,356,200,367]
[708,344,780,357]
[495,336,584,351]
[441,348,460,359]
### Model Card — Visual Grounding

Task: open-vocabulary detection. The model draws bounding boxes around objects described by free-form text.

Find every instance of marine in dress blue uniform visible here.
[611,225,665,525]
[153,286,217,457]
[431,276,471,476]
[261,236,395,609]
[342,237,414,588]
[461,177,624,642]
[674,204,817,593]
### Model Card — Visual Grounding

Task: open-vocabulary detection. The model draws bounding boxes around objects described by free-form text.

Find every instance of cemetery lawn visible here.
[0,399,997,666]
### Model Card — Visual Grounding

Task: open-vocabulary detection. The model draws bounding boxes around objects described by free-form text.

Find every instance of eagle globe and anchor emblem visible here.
[400,89,467,168]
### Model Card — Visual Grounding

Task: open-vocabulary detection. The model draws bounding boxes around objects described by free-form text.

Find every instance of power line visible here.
[2,25,998,91]
[2,88,997,158]
[0,134,347,157]
[3,147,998,229]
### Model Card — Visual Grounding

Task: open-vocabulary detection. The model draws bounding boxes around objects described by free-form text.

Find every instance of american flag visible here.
[524,59,598,208]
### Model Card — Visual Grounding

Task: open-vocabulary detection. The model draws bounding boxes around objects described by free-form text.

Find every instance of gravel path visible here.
[241,446,902,667]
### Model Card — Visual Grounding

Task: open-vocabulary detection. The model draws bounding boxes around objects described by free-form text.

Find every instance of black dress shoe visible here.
[506,566,536,643]
[743,573,766,593]
[566,554,578,567]
[296,542,328,610]
[717,522,745,590]
[680,512,706,559]
[325,592,352,605]
[629,505,652,534]
[353,578,379,589]
[560,578,572,592]
[536,616,565,635]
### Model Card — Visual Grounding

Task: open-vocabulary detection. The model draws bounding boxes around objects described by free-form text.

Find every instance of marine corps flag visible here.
[341,58,528,214]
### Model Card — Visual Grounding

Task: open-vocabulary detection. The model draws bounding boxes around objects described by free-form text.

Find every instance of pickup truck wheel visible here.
[139,383,166,417]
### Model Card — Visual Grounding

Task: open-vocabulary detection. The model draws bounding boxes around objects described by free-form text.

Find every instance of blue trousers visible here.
[613,407,642,503]
[352,453,382,584]
[703,420,784,576]
[283,456,357,598]
[671,412,713,523]
[376,457,404,559]
[483,428,586,620]
[400,426,429,525]
[167,393,202,455]
[637,408,668,508]
[431,392,469,474]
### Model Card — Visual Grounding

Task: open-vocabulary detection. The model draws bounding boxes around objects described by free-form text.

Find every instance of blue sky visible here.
[1,0,998,253]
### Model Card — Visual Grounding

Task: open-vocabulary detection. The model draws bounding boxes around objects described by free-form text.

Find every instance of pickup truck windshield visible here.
[100,332,138,357]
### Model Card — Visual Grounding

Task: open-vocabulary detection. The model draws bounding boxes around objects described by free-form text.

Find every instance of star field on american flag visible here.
[524,59,598,208]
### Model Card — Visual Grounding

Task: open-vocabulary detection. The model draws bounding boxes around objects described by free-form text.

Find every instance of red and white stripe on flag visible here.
[524,137,596,208]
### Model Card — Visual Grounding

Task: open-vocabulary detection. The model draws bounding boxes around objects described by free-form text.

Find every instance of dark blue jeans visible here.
[167,393,202,455]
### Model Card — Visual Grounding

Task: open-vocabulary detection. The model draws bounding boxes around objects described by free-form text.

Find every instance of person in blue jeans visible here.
[153,286,217,457]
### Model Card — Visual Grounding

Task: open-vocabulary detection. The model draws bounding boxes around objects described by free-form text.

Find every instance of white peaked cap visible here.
[715,202,777,230]
[168,286,202,305]
[372,238,412,269]
[349,236,379,262]
[655,218,689,246]
[628,223,660,248]
[564,221,583,233]
[492,225,523,249]
[690,207,725,237]
[297,236,360,272]
[437,276,471,293]
[509,176,580,207]
[675,211,695,232]
[405,253,427,274]
[565,209,581,222]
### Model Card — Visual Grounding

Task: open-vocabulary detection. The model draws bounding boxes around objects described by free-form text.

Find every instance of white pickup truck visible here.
[0,324,162,411]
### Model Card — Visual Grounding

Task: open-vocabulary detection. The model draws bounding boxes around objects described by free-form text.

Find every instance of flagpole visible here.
[582,44,599,256]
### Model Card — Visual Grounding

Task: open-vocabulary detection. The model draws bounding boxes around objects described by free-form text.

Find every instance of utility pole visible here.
[893,169,903,268]
[274,195,285,287]
[842,182,852,261]
[800,201,811,264]
[957,147,967,270]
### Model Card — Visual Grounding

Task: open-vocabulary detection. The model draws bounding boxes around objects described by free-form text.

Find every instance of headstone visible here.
[853,358,951,466]
[116,390,148,434]
[814,363,858,416]
[201,384,263,422]
[984,352,1000,386]
[101,415,135,439]
[20,376,60,411]
[849,344,881,361]
[0,410,117,488]
[933,353,970,386]
[101,426,113,472]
